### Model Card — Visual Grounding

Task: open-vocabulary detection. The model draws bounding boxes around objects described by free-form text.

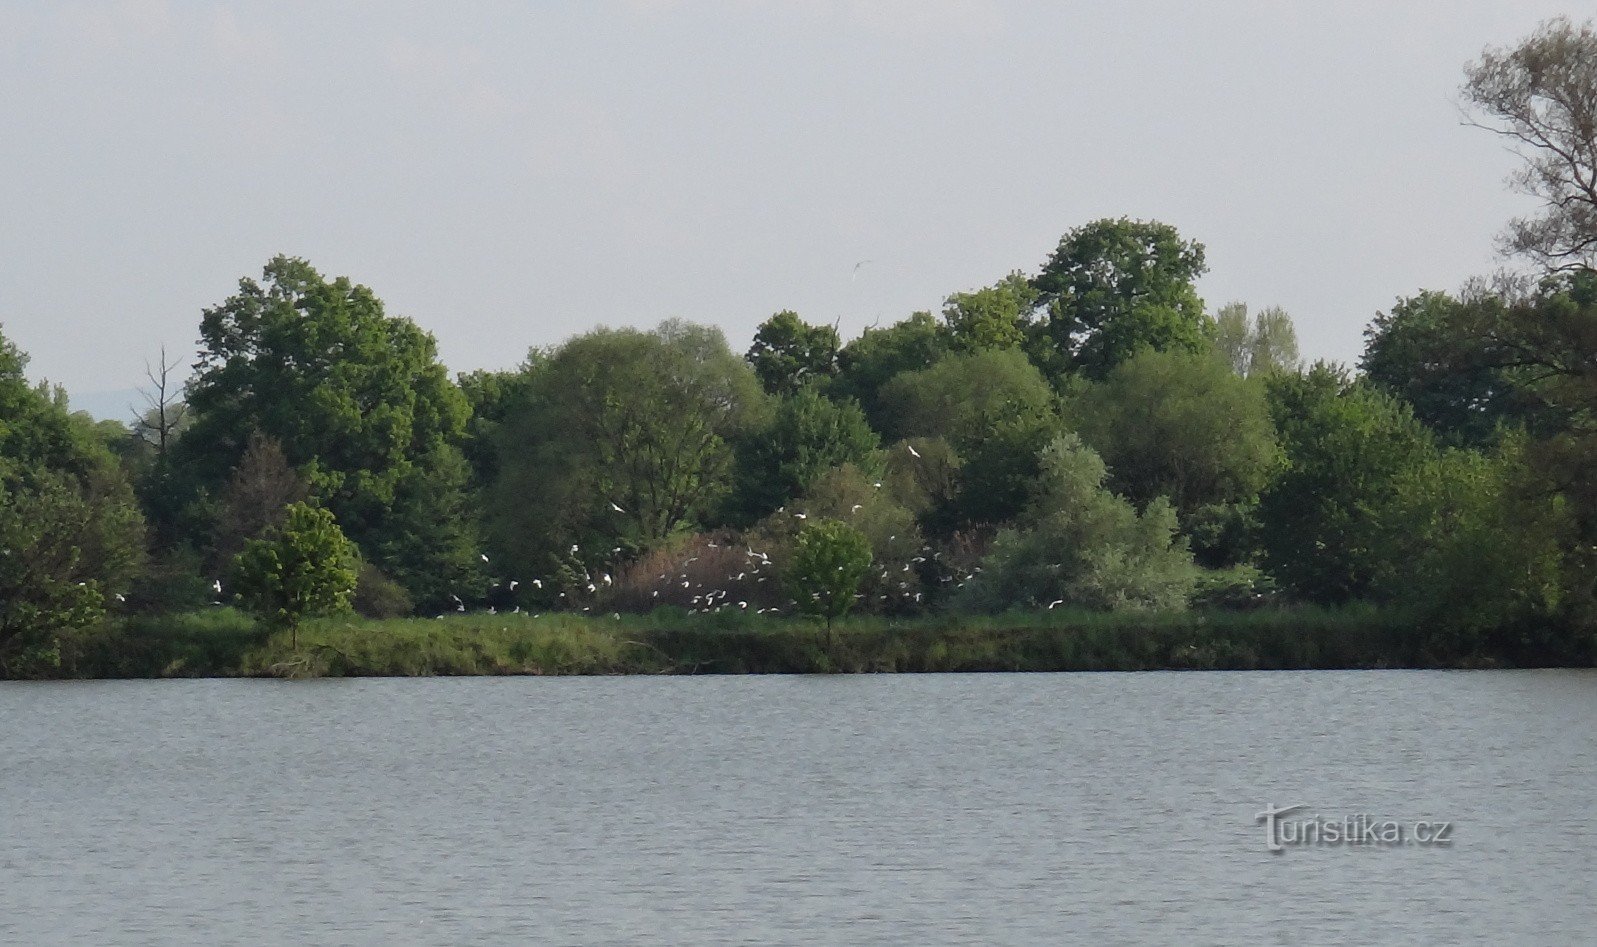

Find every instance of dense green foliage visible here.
[230,502,358,648]
[961,435,1197,612]
[486,320,764,584]
[5,19,1597,677]
[728,387,880,525]
[0,326,144,674]
[1074,348,1278,515]
[1032,217,1211,379]
[747,310,840,395]
[177,256,478,609]
[786,519,874,631]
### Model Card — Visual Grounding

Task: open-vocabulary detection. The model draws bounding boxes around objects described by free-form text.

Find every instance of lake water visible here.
[2,671,1594,945]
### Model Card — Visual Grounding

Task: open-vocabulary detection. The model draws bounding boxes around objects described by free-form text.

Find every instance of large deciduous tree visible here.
[727,386,880,525]
[1256,365,1437,604]
[1073,348,1278,517]
[746,310,839,396]
[1463,17,1597,270]
[1360,290,1531,447]
[178,256,479,608]
[488,320,764,578]
[1032,218,1210,379]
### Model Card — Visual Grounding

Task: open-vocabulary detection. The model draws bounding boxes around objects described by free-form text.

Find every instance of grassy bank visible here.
[31,604,1582,680]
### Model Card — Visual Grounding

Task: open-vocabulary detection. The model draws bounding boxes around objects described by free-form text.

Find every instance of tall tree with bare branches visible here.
[1463,17,1597,271]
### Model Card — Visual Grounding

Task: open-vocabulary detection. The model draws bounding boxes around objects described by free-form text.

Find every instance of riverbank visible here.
[23,605,1586,679]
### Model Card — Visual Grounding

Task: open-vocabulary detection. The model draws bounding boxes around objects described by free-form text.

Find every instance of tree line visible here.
[2,18,1595,671]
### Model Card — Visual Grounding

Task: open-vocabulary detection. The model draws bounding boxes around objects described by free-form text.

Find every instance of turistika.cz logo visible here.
[1255,803,1454,852]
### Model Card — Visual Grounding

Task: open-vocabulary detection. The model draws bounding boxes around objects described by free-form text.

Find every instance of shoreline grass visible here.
[28,604,1587,680]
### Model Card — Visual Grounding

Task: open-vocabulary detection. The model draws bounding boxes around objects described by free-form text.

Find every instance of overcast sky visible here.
[0,1,1579,415]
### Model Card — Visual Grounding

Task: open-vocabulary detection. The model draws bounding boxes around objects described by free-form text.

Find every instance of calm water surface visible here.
[3,671,1594,945]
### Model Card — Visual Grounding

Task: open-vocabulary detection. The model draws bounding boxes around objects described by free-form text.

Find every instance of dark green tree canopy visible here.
[0,325,144,667]
[1032,217,1210,378]
[1360,290,1531,447]
[179,256,478,607]
[875,347,1057,447]
[1257,364,1437,604]
[727,386,879,525]
[746,310,840,396]
[830,310,952,427]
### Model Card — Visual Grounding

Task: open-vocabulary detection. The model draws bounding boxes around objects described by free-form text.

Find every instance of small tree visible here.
[230,502,358,649]
[786,519,873,641]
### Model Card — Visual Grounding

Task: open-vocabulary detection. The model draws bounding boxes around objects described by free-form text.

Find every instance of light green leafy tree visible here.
[787,519,874,636]
[230,502,358,649]
[960,434,1197,612]
[1213,302,1301,378]
[1366,436,1573,655]
[941,272,1039,353]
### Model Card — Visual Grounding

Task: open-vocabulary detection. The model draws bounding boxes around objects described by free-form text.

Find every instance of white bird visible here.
[211,579,223,594]
[851,504,863,513]
[531,578,543,588]
[508,580,519,591]
[794,512,807,520]
[610,501,625,513]
[480,554,490,563]
[570,544,580,554]
[1048,600,1064,609]
[602,573,613,586]
[906,443,920,458]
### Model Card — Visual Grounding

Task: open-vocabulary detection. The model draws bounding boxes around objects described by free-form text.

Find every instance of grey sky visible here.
[0,1,1577,413]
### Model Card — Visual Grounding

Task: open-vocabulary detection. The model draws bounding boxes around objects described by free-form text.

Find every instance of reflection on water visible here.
[3,671,1594,944]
